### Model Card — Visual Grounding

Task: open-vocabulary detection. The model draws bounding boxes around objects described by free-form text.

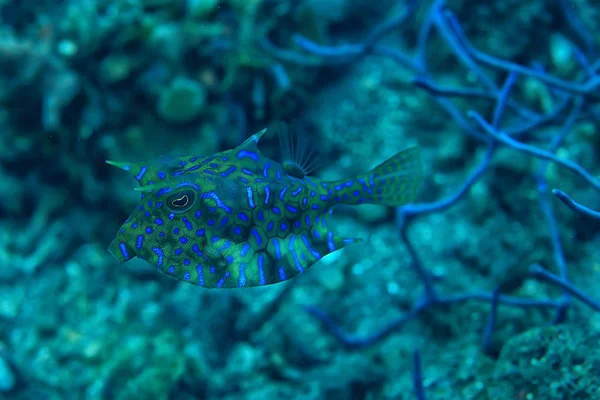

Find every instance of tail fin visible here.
[337,147,422,207]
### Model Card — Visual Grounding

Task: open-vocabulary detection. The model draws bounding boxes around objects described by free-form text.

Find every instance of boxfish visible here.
[107,123,422,288]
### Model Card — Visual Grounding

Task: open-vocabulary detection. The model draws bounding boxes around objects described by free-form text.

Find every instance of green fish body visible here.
[107,126,422,288]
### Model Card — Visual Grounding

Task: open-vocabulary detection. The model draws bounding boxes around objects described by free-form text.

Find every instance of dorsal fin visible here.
[236,128,267,151]
[273,121,321,178]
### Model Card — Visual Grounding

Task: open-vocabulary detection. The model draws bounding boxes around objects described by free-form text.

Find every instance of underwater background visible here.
[1,0,600,398]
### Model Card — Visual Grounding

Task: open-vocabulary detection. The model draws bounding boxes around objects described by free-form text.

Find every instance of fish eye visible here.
[166,189,196,212]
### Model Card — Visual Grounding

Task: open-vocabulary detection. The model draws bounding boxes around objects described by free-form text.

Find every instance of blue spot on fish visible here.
[237,150,259,160]
[119,243,130,259]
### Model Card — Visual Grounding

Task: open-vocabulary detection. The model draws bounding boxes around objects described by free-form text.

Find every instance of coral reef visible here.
[1,0,600,398]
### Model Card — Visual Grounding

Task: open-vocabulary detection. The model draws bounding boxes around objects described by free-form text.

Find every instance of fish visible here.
[107,122,422,288]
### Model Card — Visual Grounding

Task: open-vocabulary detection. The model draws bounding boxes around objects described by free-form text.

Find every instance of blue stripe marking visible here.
[301,234,321,259]
[305,177,317,188]
[286,205,297,213]
[288,235,304,273]
[220,217,229,228]
[152,247,164,268]
[242,168,253,175]
[267,221,274,231]
[368,174,375,186]
[272,207,280,215]
[279,187,288,200]
[279,266,286,281]
[257,211,264,221]
[251,228,263,245]
[327,231,336,252]
[216,271,230,288]
[276,169,282,179]
[246,187,255,209]
[177,182,201,190]
[201,192,232,213]
[239,263,247,287]
[240,243,251,257]
[182,217,193,230]
[257,254,266,285]
[220,166,236,177]
[135,166,147,181]
[263,163,270,178]
[219,241,231,253]
[187,165,200,172]
[136,235,144,249]
[192,244,203,257]
[184,271,191,280]
[292,187,302,196]
[264,186,271,204]
[237,150,259,160]
[273,238,281,259]
[119,243,130,260]
[305,215,311,227]
[196,264,204,286]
